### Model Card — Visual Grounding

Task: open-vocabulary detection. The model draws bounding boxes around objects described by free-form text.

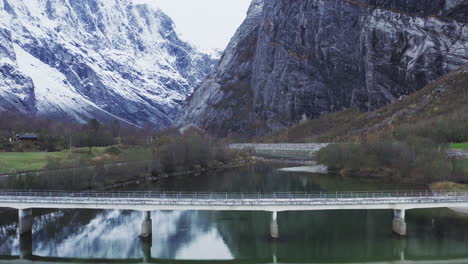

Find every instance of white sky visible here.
[133,0,252,51]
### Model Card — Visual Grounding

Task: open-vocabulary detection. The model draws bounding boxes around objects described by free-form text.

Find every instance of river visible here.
[1,162,468,263]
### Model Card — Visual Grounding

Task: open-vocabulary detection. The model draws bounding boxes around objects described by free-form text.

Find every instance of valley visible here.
[0,0,467,263]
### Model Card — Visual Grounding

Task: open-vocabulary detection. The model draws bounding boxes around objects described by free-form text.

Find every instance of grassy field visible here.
[0,152,64,173]
[0,147,111,174]
[450,142,468,150]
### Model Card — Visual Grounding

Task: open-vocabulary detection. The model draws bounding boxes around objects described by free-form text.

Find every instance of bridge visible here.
[229,143,329,159]
[229,143,329,151]
[2,190,468,239]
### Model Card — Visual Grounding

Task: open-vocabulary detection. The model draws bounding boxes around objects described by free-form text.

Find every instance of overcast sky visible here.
[133,0,252,51]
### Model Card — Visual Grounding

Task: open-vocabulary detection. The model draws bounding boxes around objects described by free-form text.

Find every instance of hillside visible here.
[259,64,468,143]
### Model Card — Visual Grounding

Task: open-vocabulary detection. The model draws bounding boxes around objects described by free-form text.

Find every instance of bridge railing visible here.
[229,143,329,151]
[1,190,468,200]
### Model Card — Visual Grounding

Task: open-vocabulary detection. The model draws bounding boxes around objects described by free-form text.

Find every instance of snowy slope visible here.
[0,0,217,127]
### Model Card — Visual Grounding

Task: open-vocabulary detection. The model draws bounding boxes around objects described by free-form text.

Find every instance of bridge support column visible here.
[141,235,152,263]
[270,211,279,239]
[140,211,152,239]
[19,230,33,259]
[18,209,33,235]
[271,240,278,263]
[392,209,407,236]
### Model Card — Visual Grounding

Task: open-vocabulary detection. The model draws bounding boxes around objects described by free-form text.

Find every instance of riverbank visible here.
[317,139,468,184]
[254,156,317,165]
[0,129,255,190]
[431,182,468,215]
[95,158,256,191]
[278,165,327,174]
[0,155,254,191]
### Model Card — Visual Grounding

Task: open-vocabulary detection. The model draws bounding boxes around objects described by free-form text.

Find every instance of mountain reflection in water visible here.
[0,209,233,260]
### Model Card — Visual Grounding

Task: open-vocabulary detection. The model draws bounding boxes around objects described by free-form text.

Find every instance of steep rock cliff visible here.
[176,0,468,136]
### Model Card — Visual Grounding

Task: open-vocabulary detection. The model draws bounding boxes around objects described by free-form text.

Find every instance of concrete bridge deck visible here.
[2,190,468,237]
[229,143,329,151]
[229,143,329,159]
[1,190,468,211]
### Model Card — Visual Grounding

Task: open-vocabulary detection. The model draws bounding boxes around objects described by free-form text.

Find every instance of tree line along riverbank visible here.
[313,107,467,184]
[0,128,252,190]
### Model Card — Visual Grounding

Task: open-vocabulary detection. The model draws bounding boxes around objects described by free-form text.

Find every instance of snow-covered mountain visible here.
[0,0,218,127]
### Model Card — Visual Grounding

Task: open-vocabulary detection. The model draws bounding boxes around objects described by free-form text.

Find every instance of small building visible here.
[16,134,39,142]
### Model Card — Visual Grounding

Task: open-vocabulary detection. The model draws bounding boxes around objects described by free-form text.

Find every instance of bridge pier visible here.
[18,209,33,235]
[270,211,279,239]
[19,230,33,259]
[392,209,407,236]
[141,235,152,263]
[271,239,278,263]
[140,211,152,239]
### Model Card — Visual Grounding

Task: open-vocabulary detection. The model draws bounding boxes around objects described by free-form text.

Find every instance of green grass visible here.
[450,142,468,150]
[0,147,110,174]
[0,152,63,173]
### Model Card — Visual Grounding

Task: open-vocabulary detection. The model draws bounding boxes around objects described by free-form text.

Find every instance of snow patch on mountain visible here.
[13,43,131,125]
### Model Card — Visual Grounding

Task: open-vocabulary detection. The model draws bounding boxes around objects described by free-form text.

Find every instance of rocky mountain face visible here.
[176,0,468,136]
[0,0,217,127]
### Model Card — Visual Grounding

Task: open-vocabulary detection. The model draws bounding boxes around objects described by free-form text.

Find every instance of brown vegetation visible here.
[316,107,467,183]
[317,140,454,183]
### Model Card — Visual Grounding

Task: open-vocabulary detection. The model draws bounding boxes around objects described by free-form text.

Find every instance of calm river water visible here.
[1,162,468,263]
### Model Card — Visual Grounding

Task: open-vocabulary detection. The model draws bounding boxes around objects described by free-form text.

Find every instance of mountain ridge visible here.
[0,0,217,127]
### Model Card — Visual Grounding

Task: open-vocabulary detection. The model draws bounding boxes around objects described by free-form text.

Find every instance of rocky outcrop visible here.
[176,0,264,135]
[176,0,468,136]
[0,0,217,127]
